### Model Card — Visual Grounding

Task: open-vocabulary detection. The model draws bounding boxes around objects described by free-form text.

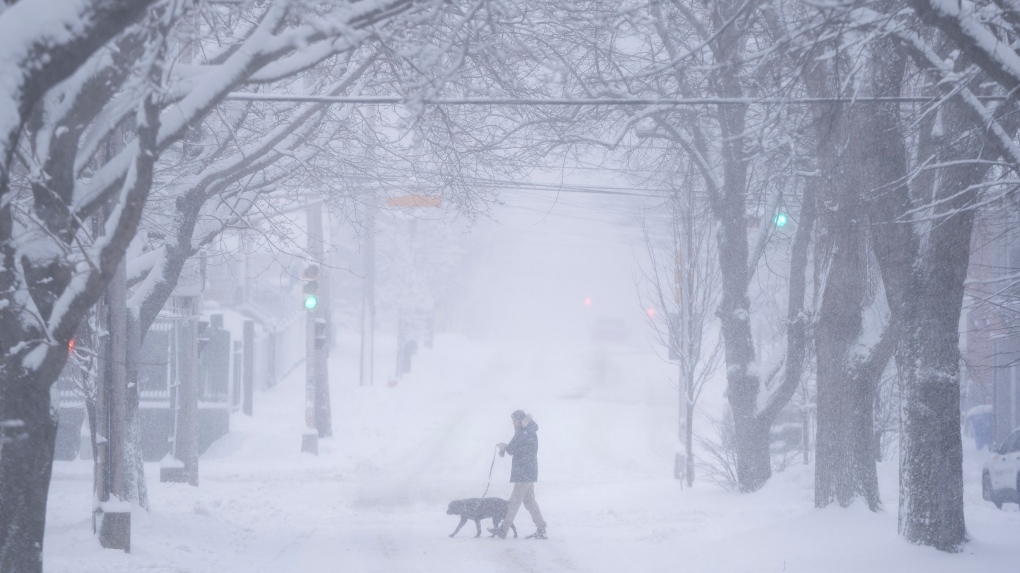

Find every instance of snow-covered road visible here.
[44,335,1020,572]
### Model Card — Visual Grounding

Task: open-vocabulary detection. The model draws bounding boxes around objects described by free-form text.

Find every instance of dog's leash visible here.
[479,445,499,499]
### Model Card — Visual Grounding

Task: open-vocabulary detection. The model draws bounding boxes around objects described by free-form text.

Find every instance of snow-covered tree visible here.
[520,0,815,492]
[795,0,1020,549]
[0,0,462,568]
[0,4,170,568]
[639,169,721,488]
[792,3,902,512]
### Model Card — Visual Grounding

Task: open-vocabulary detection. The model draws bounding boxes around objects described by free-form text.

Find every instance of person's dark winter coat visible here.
[505,415,539,482]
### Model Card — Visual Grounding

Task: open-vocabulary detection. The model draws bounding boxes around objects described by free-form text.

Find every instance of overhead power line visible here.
[224,93,1009,106]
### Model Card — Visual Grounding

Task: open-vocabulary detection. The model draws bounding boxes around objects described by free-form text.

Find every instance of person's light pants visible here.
[500,481,545,532]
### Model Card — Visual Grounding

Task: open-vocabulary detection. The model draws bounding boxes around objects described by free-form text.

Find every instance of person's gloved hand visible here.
[497,442,506,456]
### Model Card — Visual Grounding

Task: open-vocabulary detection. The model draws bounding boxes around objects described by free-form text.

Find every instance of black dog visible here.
[446,498,518,538]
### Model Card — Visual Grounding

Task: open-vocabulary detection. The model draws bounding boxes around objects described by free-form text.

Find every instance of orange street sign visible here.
[385,194,442,208]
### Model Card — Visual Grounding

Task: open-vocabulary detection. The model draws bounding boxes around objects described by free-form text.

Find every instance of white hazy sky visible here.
[459,185,654,349]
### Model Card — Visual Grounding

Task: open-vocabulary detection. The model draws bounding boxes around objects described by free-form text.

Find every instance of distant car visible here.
[983,427,1020,509]
[590,318,630,344]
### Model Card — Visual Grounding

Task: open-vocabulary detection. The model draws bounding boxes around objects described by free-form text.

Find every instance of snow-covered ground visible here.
[43,193,1020,572]
[43,332,1020,573]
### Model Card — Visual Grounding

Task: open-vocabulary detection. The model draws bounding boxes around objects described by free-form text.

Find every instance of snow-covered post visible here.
[124,309,147,508]
[179,294,201,486]
[161,277,201,485]
[243,320,255,416]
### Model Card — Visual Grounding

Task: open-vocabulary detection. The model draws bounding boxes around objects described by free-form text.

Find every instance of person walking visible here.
[489,410,547,539]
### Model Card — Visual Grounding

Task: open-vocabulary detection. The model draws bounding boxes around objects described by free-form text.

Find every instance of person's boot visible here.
[526,527,547,540]
[487,526,507,539]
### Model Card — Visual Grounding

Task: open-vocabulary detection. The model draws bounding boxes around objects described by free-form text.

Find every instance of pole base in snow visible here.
[302,432,318,455]
[160,466,187,483]
[674,453,686,482]
[98,511,130,552]
[79,434,93,460]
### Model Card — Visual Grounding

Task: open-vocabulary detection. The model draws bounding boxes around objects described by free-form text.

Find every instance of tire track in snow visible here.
[497,540,579,573]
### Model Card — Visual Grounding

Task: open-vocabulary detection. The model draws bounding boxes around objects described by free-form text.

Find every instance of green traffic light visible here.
[774,212,788,227]
[304,294,318,310]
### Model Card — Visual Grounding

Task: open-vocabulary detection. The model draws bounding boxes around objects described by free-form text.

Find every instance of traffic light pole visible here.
[302,295,318,454]
[302,199,333,454]
[310,200,332,438]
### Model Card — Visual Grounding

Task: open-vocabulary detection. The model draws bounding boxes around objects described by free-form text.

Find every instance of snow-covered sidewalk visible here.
[43,335,1020,572]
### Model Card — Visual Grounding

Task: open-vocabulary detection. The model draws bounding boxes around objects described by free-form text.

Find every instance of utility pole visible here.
[162,263,202,486]
[175,297,200,486]
[232,340,242,411]
[158,8,201,488]
[243,320,254,416]
[95,256,130,551]
[124,309,147,509]
[383,196,442,381]
[359,201,377,386]
[360,110,378,387]
[301,263,320,455]
[307,199,332,438]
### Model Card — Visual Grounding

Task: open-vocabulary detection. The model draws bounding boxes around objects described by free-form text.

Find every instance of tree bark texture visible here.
[894,97,994,551]
[866,76,1015,549]
[813,161,877,509]
[711,53,769,493]
[0,372,58,572]
[704,0,817,491]
[804,34,908,511]
[0,92,160,572]
[0,0,156,187]
[810,124,876,510]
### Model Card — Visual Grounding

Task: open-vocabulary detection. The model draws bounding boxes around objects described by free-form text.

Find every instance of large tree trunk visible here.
[702,0,775,493]
[1,21,161,549]
[649,0,796,491]
[807,35,906,511]
[0,89,159,570]
[715,174,770,491]
[896,98,989,551]
[813,169,874,508]
[0,372,59,573]
[895,211,972,550]
[867,69,1013,548]
[810,118,882,510]
[896,283,968,551]
[714,105,774,490]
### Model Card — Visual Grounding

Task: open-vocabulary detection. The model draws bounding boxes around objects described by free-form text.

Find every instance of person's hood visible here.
[522,414,537,433]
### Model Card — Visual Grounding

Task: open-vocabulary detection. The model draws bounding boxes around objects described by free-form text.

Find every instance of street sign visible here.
[385,194,442,208]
